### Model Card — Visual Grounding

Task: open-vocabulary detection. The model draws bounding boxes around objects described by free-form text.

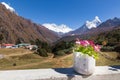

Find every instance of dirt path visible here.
[53,54,73,68]
[59,54,73,60]
[99,52,120,62]
[6,54,73,69]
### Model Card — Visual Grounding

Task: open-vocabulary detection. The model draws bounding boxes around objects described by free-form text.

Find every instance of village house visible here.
[1,43,15,48]
[26,45,38,50]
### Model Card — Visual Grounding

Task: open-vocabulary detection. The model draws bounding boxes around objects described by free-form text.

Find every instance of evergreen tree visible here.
[0,34,4,44]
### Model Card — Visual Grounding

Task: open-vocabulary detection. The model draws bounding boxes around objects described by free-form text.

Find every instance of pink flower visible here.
[75,41,81,45]
[93,45,101,52]
[75,38,81,45]
[80,40,90,46]
[75,39,100,59]
[88,40,94,46]
[75,39,101,52]
[76,40,91,46]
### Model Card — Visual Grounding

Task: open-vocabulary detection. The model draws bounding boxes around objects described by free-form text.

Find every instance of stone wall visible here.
[0,66,120,80]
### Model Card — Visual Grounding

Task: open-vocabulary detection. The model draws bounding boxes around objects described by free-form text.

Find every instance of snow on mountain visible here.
[67,16,102,35]
[85,16,101,29]
[1,2,15,12]
[43,23,72,33]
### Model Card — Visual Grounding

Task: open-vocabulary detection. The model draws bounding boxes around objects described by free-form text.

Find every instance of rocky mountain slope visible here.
[68,16,102,35]
[84,17,120,35]
[0,3,58,44]
[59,17,120,42]
[43,23,72,36]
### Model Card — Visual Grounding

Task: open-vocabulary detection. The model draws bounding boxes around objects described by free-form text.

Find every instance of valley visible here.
[0,2,120,71]
[0,48,120,70]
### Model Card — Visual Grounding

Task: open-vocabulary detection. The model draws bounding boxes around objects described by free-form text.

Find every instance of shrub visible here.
[37,48,48,57]
[114,44,120,53]
[54,50,65,56]
[114,44,120,59]
[53,48,73,57]
[63,48,73,54]
[52,41,74,55]
[13,63,16,66]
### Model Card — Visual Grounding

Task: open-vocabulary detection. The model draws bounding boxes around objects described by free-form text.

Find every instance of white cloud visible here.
[1,2,15,12]
[43,23,72,33]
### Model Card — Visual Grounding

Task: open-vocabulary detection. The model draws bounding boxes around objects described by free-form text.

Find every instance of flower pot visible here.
[73,52,95,75]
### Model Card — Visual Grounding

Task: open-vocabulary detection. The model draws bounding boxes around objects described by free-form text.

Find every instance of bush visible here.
[37,48,48,57]
[114,44,120,59]
[54,50,65,56]
[52,41,74,55]
[63,48,73,54]
[13,63,16,66]
[114,44,120,53]
[35,39,52,57]
[54,48,73,57]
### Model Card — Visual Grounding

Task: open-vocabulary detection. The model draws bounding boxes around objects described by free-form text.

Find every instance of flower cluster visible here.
[74,39,101,59]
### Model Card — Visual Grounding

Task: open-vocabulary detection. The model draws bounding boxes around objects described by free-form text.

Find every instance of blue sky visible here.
[1,0,120,29]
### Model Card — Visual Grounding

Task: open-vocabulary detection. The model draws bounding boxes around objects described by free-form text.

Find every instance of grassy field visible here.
[96,52,120,66]
[0,48,31,55]
[0,48,120,70]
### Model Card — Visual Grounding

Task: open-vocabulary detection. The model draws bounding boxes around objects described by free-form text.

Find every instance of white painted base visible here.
[73,52,95,75]
[0,66,120,80]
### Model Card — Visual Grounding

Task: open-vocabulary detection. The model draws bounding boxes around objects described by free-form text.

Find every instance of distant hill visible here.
[0,3,58,44]
[95,26,120,45]
[58,17,120,43]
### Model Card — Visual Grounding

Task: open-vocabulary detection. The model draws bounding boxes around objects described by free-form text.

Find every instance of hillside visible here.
[68,16,101,35]
[0,4,58,44]
[58,17,120,43]
[95,27,120,45]
[84,17,120,36]
[56,27,120,45]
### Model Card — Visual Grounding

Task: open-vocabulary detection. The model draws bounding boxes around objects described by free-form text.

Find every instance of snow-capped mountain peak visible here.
[1,2,15,12]
[85,16,101,29]
[94,16,101,23]
[43,23,72,33]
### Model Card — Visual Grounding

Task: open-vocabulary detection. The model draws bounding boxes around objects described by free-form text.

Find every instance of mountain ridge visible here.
[0,3,58,44]
[66,16,102,35]
[43,23,72,35]
[59,17,120,42]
